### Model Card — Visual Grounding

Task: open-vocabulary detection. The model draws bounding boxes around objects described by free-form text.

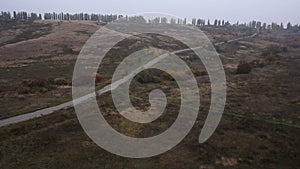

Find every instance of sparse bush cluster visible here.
[134,69,183,83]
[17,79,49,94]
[53,78,68,86]
[262,45,288,57]
[191,69,208,77]
[134,68,206,84]
[137,70,161,83]
[17,86,32,94]
[48,77,70,86]
[17,77,69,94]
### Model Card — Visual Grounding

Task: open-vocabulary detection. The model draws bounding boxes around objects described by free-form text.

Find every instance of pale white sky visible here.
[1,0,299,24]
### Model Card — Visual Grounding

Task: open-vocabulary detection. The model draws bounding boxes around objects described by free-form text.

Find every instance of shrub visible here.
[17,86,31,94]
[54,78,68,86]
[191,69,208,76]
[161,72,175,81]
[22,79,48,88]
[163,70,190,81]
[237,61,252,74]
[17,95,26,100]
[48,77,55,85]
[30,79,48,88]
[262,45,285,56]
[215,45,223,53]
[63,47,74,54]
[0,85,4,93]
[39,87,48,93]
[267,53,275,62]
[281,46,288,52]
[137,72,155,83]
[95,73,103,82]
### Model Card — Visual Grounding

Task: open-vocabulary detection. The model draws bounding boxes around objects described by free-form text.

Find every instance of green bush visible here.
[54,78,68,86]
[267,53,276,62]
[237,61,252,74]
[161,72,175,81]
[31,79,48,88]
[48,77,55,85]
[215,45,223,53]
[17,86,31,94]
[137,72,155,83]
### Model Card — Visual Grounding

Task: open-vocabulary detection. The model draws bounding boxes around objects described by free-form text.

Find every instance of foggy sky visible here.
[1,0,299,24]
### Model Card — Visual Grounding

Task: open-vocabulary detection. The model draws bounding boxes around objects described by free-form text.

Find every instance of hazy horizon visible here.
[1,0,300,25]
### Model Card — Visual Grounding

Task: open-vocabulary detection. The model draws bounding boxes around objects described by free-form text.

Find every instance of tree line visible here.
[191,18,299,31]
[0,11,299,30]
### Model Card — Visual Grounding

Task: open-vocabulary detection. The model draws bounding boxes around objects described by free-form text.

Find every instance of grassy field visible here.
[0,20,299,168]
[0,105,298,169]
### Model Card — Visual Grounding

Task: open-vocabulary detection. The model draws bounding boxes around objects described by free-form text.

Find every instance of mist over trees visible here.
[0,11,299,31]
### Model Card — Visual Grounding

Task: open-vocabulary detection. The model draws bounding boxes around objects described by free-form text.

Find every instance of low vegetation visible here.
[0,18,299,169]
[17,77,69,94]
[236,61,252,74]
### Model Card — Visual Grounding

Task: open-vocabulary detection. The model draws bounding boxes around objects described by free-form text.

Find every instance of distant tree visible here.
[262,23,267,30]
[44,13,51,20]
[13,11,17,19]
[214,19,218,26]
[177,18,183,24]
[280,23,284,29]
[30,13,38,20]
[0,11,11,20]
[197,19,201,26]
[287,22,292,29]
[84,13,90,20]
[224,21,230,27]
[272,22,279,30]
[256,21,262,30]
[128,16,146,23]
[65,13,70,20]
[251,21,256,29]
[217,20,220,26]
[152,17,160,24]
[183,18,187,25]
[161,17,167,24]
[196,19,205,26]
[192,18,196,25]
[170,18,176,24]
[79,13,83,20]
